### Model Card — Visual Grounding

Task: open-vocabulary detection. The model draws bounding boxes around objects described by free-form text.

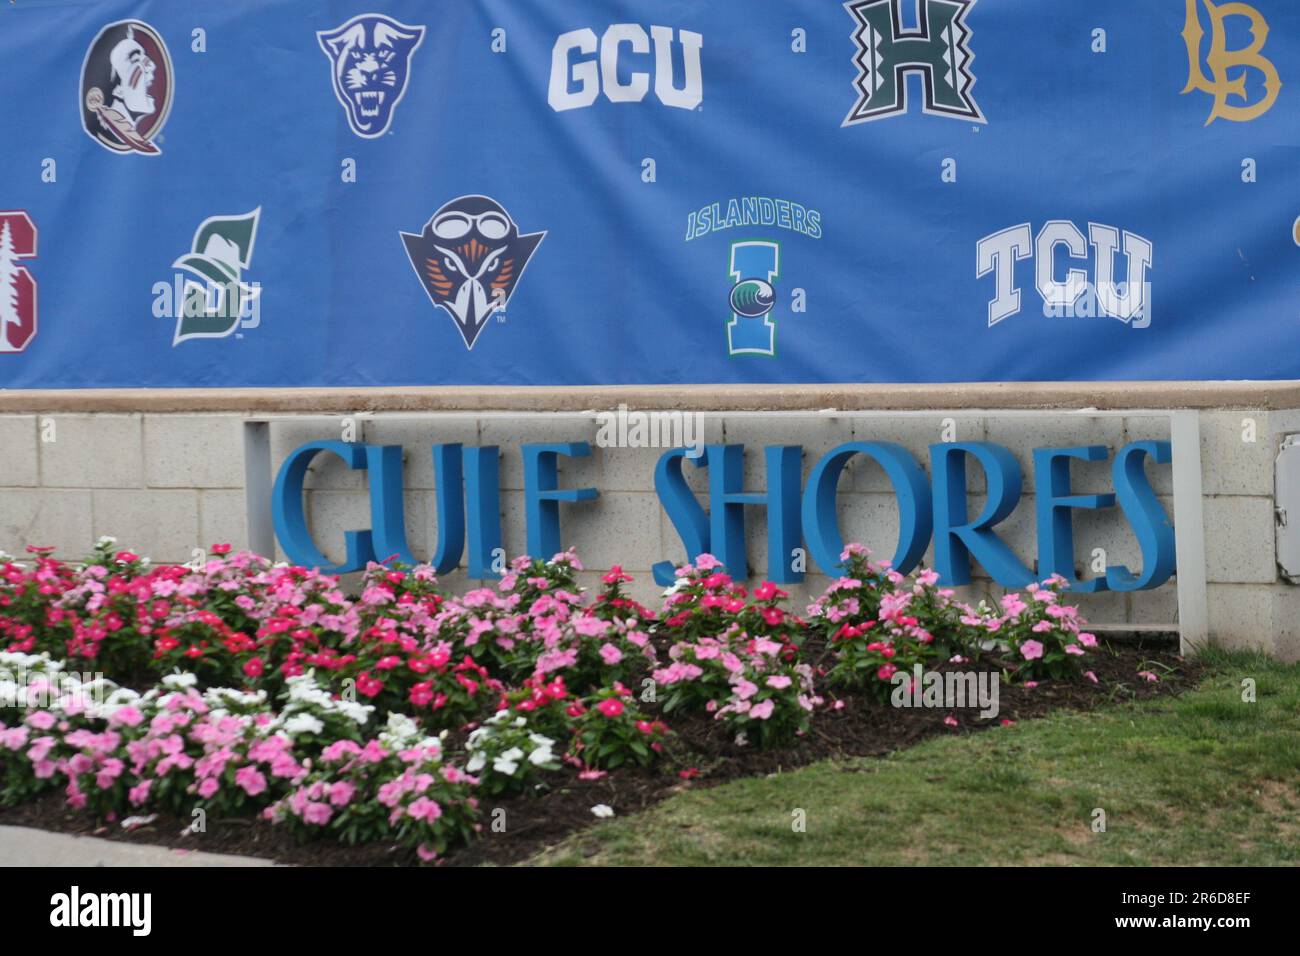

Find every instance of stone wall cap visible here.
[2,382,1299,414]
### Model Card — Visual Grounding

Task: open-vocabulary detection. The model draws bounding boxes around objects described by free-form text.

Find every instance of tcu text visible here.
[977,221,1153,328]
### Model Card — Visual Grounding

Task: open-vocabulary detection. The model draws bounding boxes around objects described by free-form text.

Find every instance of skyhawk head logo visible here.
[317,14,424,138]
[401,196,545,350]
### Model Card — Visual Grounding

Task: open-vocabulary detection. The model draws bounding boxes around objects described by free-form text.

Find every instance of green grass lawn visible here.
[532,651,1300,866]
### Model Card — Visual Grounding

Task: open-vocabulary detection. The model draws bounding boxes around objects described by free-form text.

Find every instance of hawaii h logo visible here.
[843,0,985,126]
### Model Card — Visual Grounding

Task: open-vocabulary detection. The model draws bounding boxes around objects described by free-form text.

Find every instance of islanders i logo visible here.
[685,198,822,357]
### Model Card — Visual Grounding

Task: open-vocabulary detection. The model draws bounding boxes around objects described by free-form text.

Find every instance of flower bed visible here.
[0,538,1190,865]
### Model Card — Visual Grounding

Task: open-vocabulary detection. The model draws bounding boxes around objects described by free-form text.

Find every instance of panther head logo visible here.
[400,196,546,350]
[317,14,424,138]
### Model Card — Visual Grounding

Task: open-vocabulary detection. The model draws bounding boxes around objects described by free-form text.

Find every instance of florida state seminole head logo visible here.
[80,20,173,155]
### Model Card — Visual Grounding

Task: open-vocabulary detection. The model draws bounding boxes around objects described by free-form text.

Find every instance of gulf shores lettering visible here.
[272,439,1175,593]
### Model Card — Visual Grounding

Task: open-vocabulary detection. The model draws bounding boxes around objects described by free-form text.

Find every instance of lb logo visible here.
[1181,0,1282,125]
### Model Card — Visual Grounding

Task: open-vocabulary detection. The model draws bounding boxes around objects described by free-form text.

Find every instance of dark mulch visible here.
[0,640,1198,867]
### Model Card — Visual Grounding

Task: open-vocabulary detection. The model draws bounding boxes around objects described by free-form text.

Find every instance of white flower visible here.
[493,756,519,775]
[380,711,419,745]
[591,804,615,818]
[283,714,324,736]
[96,535,118,547]
[528,746,554,766]
[466,753,486,773]
[161,672,198,689]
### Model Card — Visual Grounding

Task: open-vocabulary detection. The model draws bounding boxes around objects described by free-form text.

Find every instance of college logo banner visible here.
[0,0,1295,387]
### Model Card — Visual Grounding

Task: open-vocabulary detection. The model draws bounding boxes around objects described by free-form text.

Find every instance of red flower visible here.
[602,565,633,584]
[242,657,265,678]
[596,698,624,718]
[210,543,232,555]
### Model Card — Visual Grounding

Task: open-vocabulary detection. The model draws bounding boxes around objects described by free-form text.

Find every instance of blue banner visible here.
[0,0,1296,387]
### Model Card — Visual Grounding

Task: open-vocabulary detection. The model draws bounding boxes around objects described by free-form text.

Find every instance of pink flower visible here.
[1019,640,1044,661]
[108,706,144,728]
[749,700,775,720]
[1137,670,1159,683]
[1084,670,1099,684]
[235,766,267,797]
[407,797,443,822]
[128,779,153,806]
[943,715,959,728]
[303,802,332,825]
[598,643,623,666]
[1064,644,1085,656]
[765,675,792,690]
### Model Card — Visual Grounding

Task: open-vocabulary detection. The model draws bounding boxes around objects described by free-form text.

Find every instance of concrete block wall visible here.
[0,403,1295,659]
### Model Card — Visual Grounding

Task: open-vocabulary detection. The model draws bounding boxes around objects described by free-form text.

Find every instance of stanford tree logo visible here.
[0,211,37,354]
[843,0,985,126]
